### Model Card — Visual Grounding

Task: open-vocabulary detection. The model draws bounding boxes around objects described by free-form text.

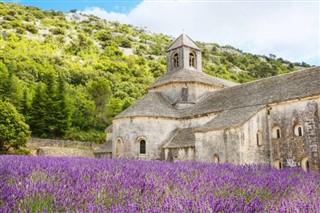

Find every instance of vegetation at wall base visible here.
[0,2,312,143]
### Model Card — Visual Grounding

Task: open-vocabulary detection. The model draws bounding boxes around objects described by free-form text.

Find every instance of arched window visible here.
[301,157,309,171]
[115,138,123,157]
[140,139,146,154]
[294,124,304,137]
[172,53,179,68]
[256,131,263,146]
[274,160,282,169]
[272,126,281,139]
[213,154,219,163]
[189,52,196,67]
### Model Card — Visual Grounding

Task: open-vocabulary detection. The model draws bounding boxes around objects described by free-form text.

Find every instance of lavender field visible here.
[0,156,319,212]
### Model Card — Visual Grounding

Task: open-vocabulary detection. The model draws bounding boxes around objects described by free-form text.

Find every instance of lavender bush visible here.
[0,156,319,212]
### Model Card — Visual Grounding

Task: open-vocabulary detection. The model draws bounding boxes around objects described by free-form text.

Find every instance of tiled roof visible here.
[115,67,320,122]
[149,68,238,89]
[195,105,265,132]
[167,34,201,51]
[115,92,180,119]
[163,128,195,148]
[187,66,320,117]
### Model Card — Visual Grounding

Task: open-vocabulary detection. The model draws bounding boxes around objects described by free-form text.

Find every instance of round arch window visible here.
[115,138,123,157]
[274,159,282,169]
[294,124,304,137]
[256,131,263,146]
[213,154,219,163]
[272,126,281,139]
[301,157,309,171]
[189,52,196,67]
[172,53,179,68]
[139,139,146,154]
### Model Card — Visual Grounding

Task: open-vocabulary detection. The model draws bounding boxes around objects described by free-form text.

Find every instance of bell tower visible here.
[166,34,202,73]
[149,34,237,110]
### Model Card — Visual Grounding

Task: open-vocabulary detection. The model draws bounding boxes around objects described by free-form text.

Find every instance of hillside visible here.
[0,2,311,143]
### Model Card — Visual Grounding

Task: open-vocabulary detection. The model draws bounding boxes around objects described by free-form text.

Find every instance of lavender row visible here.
[0,156,319,212]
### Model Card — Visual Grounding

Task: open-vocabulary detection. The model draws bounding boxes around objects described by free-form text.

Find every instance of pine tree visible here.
[29,84,48,137]
[54,76,70,137]
[20,89,30,120]
[43,73,57,138]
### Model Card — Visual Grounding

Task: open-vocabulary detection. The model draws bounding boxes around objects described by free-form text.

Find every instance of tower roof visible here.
[167,34,201,51]
[149,68,239,89]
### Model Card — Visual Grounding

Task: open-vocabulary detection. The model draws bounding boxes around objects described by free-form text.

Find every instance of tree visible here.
[29,75,71,138]
[29,83,48,137]
[53,76,71,136]
[87,78,112,129]
[0,100,30,152]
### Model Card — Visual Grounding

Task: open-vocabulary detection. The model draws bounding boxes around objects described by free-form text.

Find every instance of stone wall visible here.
[150,83,219,107]
[164,147,195,161]
[195,128,242,164]
[27,138,104,158]
[240,109,270,164]
[270,99,320,171]
[112,117,180,160]
[194,109,270,165]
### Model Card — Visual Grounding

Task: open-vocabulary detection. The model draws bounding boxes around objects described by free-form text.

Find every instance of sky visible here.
[2,0,320,66]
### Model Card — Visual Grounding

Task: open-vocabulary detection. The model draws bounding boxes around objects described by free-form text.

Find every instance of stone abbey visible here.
[99,34,320,172]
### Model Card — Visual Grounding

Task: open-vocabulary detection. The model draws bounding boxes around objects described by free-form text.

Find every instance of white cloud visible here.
[82,1,319,65]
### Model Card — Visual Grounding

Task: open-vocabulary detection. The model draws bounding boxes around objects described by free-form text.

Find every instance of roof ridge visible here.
[198,66,319,105]
[167,34,201,51]
[238,66,319,87]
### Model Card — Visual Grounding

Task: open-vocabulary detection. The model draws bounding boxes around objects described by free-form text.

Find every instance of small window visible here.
[173,53,179,68]
[274,160,282,169]
[140,140,146,154]
[256,131,263,146]
[277,129,281,138]
[189,52,196,67]
[213,154,219,163]
[181,87,188,102]
[294,124,303,137]
[301,157,309,171]
[272,126,281,139]
[115,138,123,157]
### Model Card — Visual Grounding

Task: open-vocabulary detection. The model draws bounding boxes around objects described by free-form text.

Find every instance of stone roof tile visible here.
[167,34,200,51]
[187,66,320,117]
[149,68,239,89]
[115,67,320,121]
[163,128,195,148]
[195,105,265,132]
[115,92,180,119]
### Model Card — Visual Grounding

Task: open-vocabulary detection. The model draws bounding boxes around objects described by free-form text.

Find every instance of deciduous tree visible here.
[0,100,30,152]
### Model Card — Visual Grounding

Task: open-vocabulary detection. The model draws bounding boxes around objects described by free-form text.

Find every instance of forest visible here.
[0,2,312,143]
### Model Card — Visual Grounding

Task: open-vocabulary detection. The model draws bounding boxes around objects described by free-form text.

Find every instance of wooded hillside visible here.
[0,2,311,143]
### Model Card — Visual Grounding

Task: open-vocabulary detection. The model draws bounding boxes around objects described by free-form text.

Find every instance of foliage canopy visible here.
[0,2,311,143]
[0,100,30,152]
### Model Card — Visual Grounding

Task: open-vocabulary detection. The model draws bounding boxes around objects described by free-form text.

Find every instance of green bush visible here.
[64,128,106,144]
[50,27,65,35]
[24,24,38,34]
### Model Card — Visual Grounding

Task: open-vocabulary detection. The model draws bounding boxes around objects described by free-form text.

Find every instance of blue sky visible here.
[2,0,142,13]
[2,0,319,66]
